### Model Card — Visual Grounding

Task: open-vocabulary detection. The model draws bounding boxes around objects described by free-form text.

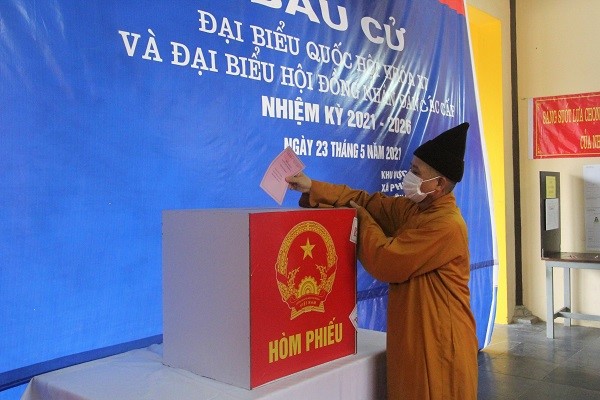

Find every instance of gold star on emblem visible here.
[300,238,315,259]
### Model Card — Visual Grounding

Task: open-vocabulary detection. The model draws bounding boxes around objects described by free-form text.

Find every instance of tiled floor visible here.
[479,322,600,399]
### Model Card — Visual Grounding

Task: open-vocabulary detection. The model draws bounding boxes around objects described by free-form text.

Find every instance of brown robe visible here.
[300,180,478,400]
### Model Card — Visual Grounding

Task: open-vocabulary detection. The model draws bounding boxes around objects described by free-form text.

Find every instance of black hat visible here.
[413,122,469,182]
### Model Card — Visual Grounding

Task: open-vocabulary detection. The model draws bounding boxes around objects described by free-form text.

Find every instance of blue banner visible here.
[0,0,496,394]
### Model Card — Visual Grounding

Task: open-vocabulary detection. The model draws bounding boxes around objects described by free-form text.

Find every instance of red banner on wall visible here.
[532,91,600,159]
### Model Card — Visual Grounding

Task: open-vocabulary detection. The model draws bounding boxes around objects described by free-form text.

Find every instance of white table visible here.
[21,329,386,400]
[544,252,600,339]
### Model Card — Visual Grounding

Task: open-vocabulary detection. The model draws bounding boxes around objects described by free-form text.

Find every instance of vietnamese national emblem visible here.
[276,221,338,320]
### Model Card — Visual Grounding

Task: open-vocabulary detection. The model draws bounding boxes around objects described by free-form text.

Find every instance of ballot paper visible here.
[260,147,305,205]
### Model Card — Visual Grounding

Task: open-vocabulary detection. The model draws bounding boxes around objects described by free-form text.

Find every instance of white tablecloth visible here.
[21,329,386,400]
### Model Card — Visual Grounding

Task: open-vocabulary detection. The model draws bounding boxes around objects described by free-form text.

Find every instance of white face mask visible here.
[402,171,439,203]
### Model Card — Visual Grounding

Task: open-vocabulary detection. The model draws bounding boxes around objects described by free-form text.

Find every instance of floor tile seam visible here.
[538,363,562,382]
[540,373,600,394]
[478,368,542,385]
[478,362,557,381]
[548,364,600,380]
[484,351,567,368]
[565,347,584,360]
[561,359,600,376]
[563,347,599,366]
[517,379,600,399]
[480,340,524,356]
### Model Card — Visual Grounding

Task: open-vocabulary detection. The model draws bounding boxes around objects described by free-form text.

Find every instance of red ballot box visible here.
[162,208,357,389]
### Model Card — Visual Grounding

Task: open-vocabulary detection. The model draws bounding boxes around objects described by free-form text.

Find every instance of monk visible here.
[286,123,478,399]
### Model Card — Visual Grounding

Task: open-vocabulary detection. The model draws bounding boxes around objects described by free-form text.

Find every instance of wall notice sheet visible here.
[545,198,560,231]
[584,165,600,251]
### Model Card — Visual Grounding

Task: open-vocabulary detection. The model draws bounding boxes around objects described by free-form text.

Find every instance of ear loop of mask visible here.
[403,172,440,202]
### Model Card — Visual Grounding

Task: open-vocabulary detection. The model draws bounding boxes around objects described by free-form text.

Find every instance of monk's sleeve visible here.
[299,180,401,235]
[355,206,465,283]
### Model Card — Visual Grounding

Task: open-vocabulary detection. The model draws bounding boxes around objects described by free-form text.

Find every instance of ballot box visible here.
[162,208,357,389]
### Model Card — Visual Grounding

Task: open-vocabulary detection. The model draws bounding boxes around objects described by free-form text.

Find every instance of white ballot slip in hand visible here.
[260,147,305,205]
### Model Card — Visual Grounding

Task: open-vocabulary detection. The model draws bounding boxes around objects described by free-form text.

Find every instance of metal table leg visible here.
[546,264,554,339]
[564,266,571,327]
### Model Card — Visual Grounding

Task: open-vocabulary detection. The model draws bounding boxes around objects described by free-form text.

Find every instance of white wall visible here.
[516,0,600,326]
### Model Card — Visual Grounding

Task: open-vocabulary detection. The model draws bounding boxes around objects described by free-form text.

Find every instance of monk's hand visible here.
[286,172,312,193]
